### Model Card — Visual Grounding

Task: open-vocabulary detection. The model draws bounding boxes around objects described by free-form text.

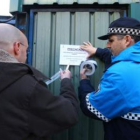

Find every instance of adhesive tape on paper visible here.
[80,60,97,76]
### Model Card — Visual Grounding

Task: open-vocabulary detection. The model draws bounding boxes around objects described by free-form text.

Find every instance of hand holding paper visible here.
[81,42,97,58]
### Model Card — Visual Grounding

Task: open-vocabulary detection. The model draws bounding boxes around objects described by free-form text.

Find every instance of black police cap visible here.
[98,17,140,40]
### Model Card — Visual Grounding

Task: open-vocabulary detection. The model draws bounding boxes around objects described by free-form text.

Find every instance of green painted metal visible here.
[9,0,140,13]
[23,0,139,4]
[10,0,23,13]
[128,3,140,21]
[31,10,122,140]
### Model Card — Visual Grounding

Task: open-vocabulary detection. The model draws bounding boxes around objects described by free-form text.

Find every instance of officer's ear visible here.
[124,35,135,47]
[13,42,20,55]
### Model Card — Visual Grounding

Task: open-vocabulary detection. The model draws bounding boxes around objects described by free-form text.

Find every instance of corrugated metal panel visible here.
[23,0,140,4]
[129,3,140,21]
[32,10,121,140]
[9,0,140,13]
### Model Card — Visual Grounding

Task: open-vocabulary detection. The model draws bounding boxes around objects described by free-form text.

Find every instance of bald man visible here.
[0,23,78,140]
[0,23,29,63]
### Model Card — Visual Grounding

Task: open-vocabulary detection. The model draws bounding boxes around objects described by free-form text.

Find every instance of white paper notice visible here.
[59,44,88,66]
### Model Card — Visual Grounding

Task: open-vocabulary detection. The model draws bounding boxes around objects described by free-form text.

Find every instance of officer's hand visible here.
[80,41,97,58]
[80,68,88,80]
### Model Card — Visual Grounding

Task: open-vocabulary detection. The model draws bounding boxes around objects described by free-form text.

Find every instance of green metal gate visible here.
[29,9,123,140]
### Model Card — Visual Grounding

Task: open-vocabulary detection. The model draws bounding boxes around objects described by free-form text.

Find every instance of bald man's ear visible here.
[13,42,20,55]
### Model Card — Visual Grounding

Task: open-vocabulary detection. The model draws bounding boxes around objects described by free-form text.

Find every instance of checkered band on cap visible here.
[86,94,110,122]
[122,112,140,121]
[108,27,140,36]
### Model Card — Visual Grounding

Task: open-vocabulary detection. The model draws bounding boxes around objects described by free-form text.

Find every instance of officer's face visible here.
[106,35,127,56]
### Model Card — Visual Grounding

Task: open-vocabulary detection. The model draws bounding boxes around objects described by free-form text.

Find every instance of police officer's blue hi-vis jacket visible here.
[78,41,140,140]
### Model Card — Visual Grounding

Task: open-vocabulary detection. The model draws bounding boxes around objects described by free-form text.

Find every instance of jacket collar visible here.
[0,49,18,63]
[111,41,140,63]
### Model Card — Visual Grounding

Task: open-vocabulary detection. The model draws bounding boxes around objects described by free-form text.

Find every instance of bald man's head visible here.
[0,23,28,63]
[0,23,27,49]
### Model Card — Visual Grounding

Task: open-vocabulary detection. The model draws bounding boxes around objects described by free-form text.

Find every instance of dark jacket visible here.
[0,50,78,140]
[95,48,112,69]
